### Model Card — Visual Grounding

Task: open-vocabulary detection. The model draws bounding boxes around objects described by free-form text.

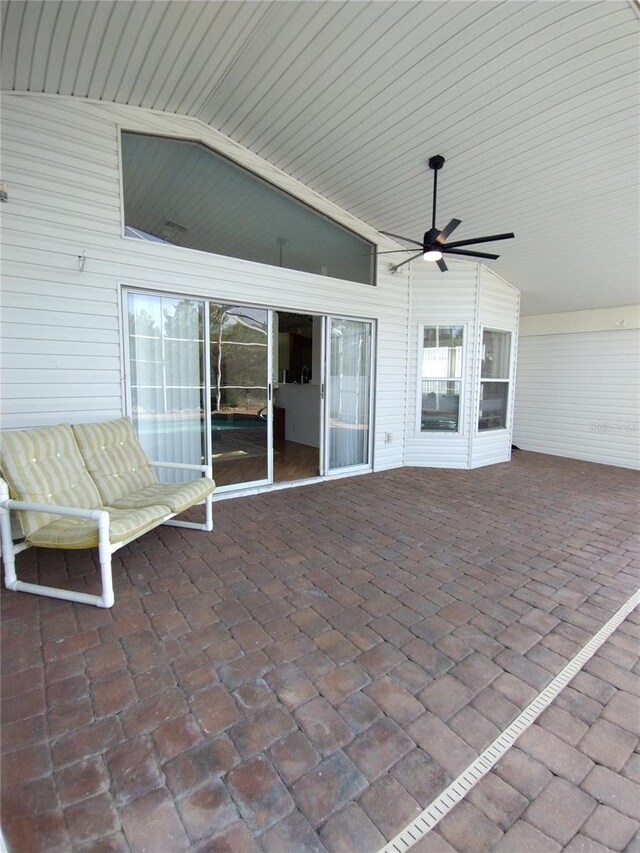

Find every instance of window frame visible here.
[477,326,513,433]
[417,323,467,436]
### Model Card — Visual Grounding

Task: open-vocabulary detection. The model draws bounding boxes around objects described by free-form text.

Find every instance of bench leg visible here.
[0,495,114,608]
[205,492,213,531]
[0,497,18,590]
[97,515,115,608]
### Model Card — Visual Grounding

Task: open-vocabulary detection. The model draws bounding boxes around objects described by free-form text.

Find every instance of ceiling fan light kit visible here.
[423,249,443,262]
[381,155,515,273]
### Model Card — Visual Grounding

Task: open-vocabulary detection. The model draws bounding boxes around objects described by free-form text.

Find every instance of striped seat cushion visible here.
[109,478,214,514]
[72,418,158,506]
[27,504,171,549]
[0,423,102,538]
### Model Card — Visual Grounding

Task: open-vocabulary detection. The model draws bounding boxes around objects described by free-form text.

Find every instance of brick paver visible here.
[524,777,597,844]
[436,800,504,851]
[466,771,528,831]
[1,452,638,851]
[292,750,367,826]
[319,802,386,852]
[120,788,190,853]
[225,754,294,832]
[346,717,413,781]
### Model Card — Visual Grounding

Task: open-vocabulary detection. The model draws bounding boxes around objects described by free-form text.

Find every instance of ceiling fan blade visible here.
[379,230,423,248]
[444,248,500,260]
[442,232,515,250]
[436,258,448,273]
[435,218,461,245]
[390,251,424,271]
[373,249,423,255]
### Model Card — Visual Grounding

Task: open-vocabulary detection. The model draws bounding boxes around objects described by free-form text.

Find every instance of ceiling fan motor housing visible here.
[423,228,440,250]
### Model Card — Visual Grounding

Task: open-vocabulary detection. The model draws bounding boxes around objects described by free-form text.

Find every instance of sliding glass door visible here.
[326,318,373,472]
[127,292,206,480]
[126,291,373,487]
[210,305,270,488]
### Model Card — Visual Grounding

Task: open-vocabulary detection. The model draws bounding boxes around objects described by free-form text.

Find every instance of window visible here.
[478,329,512,430]
[420,325,464,432]
[121,132,375,285]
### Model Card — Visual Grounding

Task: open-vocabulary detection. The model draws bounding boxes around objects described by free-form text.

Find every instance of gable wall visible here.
[0,93,410,472]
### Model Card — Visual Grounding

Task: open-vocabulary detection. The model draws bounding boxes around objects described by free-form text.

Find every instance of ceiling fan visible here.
[380,155,514,273]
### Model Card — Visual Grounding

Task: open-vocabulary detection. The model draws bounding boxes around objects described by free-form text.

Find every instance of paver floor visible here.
[1,451,638,852]
[419,629,640,852]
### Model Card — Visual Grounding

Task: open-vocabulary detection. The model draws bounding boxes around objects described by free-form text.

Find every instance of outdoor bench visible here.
[0,417,215,608]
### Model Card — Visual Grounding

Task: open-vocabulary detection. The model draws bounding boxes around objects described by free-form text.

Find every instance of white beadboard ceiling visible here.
[1,0,638,314]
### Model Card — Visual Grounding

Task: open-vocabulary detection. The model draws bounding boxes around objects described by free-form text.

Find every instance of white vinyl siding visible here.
[514,329,640,470]
[0,93,410,474]
[470,268,520,469]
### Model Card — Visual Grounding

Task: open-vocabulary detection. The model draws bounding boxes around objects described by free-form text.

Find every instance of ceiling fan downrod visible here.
[428,154,445,230]
[382,153,514,274]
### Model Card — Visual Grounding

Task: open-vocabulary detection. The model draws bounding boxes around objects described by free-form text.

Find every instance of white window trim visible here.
[476,326,513,434]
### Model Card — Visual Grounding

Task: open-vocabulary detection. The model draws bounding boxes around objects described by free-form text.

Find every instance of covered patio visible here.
[2,451,638,852]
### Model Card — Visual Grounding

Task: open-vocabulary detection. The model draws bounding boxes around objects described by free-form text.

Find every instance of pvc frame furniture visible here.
[0,451,214,610]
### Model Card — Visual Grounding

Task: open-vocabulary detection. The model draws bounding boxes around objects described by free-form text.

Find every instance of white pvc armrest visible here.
[0,498,107,523]
[149,461,212,476]
[0,489,113,608]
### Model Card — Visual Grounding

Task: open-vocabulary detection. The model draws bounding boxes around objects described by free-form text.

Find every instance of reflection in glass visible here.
[421,326,464,432]
[128,293,205,480]
[122,132,375,285]
[328,319,372,470]
[481,330,511,379]
[478,381,509,430]
[422,381,461,432]
[210,305,269,487]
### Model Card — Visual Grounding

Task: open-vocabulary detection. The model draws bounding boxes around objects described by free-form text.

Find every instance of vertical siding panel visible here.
[514,329,640,470]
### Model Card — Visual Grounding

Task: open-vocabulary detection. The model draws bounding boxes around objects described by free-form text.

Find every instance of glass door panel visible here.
[327,318,373,472]
[127,292,206,480]
[210,305,270,488]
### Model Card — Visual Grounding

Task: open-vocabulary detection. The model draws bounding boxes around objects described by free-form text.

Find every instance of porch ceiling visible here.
[1,0,638,314]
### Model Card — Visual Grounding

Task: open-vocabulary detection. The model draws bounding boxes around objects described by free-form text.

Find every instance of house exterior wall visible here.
[514,306,640,470]
[0,93,411,473]
[405,265,520,469]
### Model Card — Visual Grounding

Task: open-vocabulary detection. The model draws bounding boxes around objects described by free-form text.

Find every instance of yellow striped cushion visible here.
[109,478,215,514]
[72,418,157,506]
[0,424,102,538]
[27,504,171,549]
